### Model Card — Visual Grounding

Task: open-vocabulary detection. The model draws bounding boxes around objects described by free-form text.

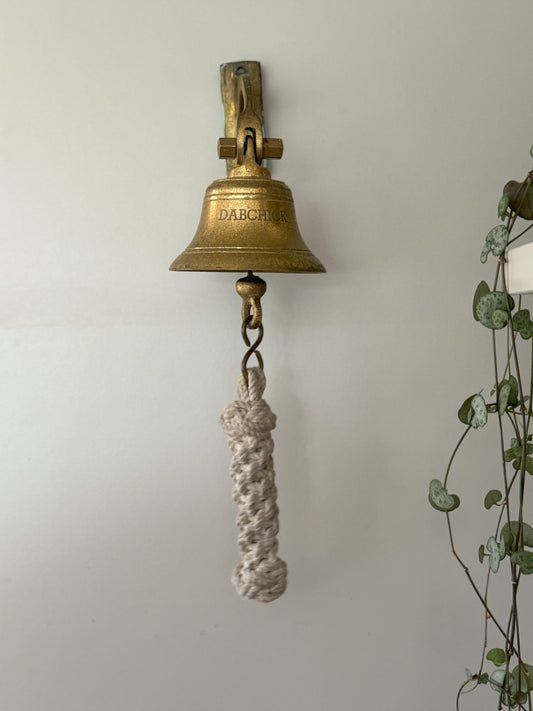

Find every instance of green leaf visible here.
[498,382,511,415]
[484,489,502,509]
[526,457,533,476]
[512,309,533,339]
[498,376,519,412]
[501,521,533,548]
[498,194,510,219]
[428,479,460,512]
[504,438,519,462]
[504,179,533,221]
[504,437,533,463]
[511,550,533,574]
[458,395,474,425]
[504,449,517,463]
[507,376,519,405]
[473,281,491,321]
[470,394,488,428]
[502,527,513,549]
[487,536,506,572]
[491,309,508,329]
[487,648,508,666]
[478,544,485,563]
[489,669,515,706]
[515,691,528,705]
[480,225,509,262]
[457,394,488,428]
[475,291,514,329]
[479,672,489,685]
[489,669,507,692]
[511,663,533,693]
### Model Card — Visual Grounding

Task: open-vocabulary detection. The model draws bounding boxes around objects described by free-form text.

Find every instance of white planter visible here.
[506,242,533,295]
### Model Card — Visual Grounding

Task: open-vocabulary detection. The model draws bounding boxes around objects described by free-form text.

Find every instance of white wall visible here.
[2,1,533,709]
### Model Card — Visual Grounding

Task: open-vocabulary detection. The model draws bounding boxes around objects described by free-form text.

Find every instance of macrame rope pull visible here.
[220,367,287,602]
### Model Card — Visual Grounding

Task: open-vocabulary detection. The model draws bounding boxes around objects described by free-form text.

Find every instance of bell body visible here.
[170,176,325,273]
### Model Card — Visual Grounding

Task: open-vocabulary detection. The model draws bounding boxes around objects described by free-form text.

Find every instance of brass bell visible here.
[170,63,324,601]
[170,61,325,274]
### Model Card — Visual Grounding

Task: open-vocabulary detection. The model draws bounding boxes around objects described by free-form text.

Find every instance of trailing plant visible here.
[430,147,533,710]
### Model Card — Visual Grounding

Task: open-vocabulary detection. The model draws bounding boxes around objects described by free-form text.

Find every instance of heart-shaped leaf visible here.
[511,663,533,692]
[515,690,529,705]
[498,382,511,415]
[497,376,519,413]
[475,291,515,330]
[504,179,533,221]
[470,394,488,428]
[478,544,485,563]
[484,489,502,509]
[512,309,533,339]
[511,662,533,693]
[504,437,533,463]
[489,669,515,706]
[458,393,488,428]
[473,281,491,321]
[501,521,533,548]
[498,194,510,219]
[480,225,509,263]
[489,669,507,693]
[501,376,519,406]
[511,550,533,574]
[487,648,507,666]
[458,395,475,425]
[487,536,506,572]
[428,479,460,512]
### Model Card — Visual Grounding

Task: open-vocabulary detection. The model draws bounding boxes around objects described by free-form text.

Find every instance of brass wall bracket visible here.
[218,61,283,177]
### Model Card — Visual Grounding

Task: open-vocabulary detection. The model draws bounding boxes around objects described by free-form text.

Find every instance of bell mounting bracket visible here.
[217,61,283,177]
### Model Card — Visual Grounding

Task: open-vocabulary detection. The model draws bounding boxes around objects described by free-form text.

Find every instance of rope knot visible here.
[220,367,287,603]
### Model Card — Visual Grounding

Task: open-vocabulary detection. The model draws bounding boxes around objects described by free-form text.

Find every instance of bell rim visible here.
[169,247,326,273]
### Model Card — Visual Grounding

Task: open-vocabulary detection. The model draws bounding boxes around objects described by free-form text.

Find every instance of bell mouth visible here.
[170,176,326,274]
[170,247,326,273]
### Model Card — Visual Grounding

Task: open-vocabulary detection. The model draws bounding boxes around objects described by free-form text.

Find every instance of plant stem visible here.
[445,513,518,654]
[443,426,472,487]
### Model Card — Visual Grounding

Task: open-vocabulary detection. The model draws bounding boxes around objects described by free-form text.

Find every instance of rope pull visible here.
[220,367,287,602]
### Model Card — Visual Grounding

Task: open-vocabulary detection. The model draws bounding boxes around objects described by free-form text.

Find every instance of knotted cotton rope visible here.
[220,367,287,602]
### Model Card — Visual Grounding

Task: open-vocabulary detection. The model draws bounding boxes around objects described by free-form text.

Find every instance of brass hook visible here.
[241,317,264,382]
[235,272,267,330]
